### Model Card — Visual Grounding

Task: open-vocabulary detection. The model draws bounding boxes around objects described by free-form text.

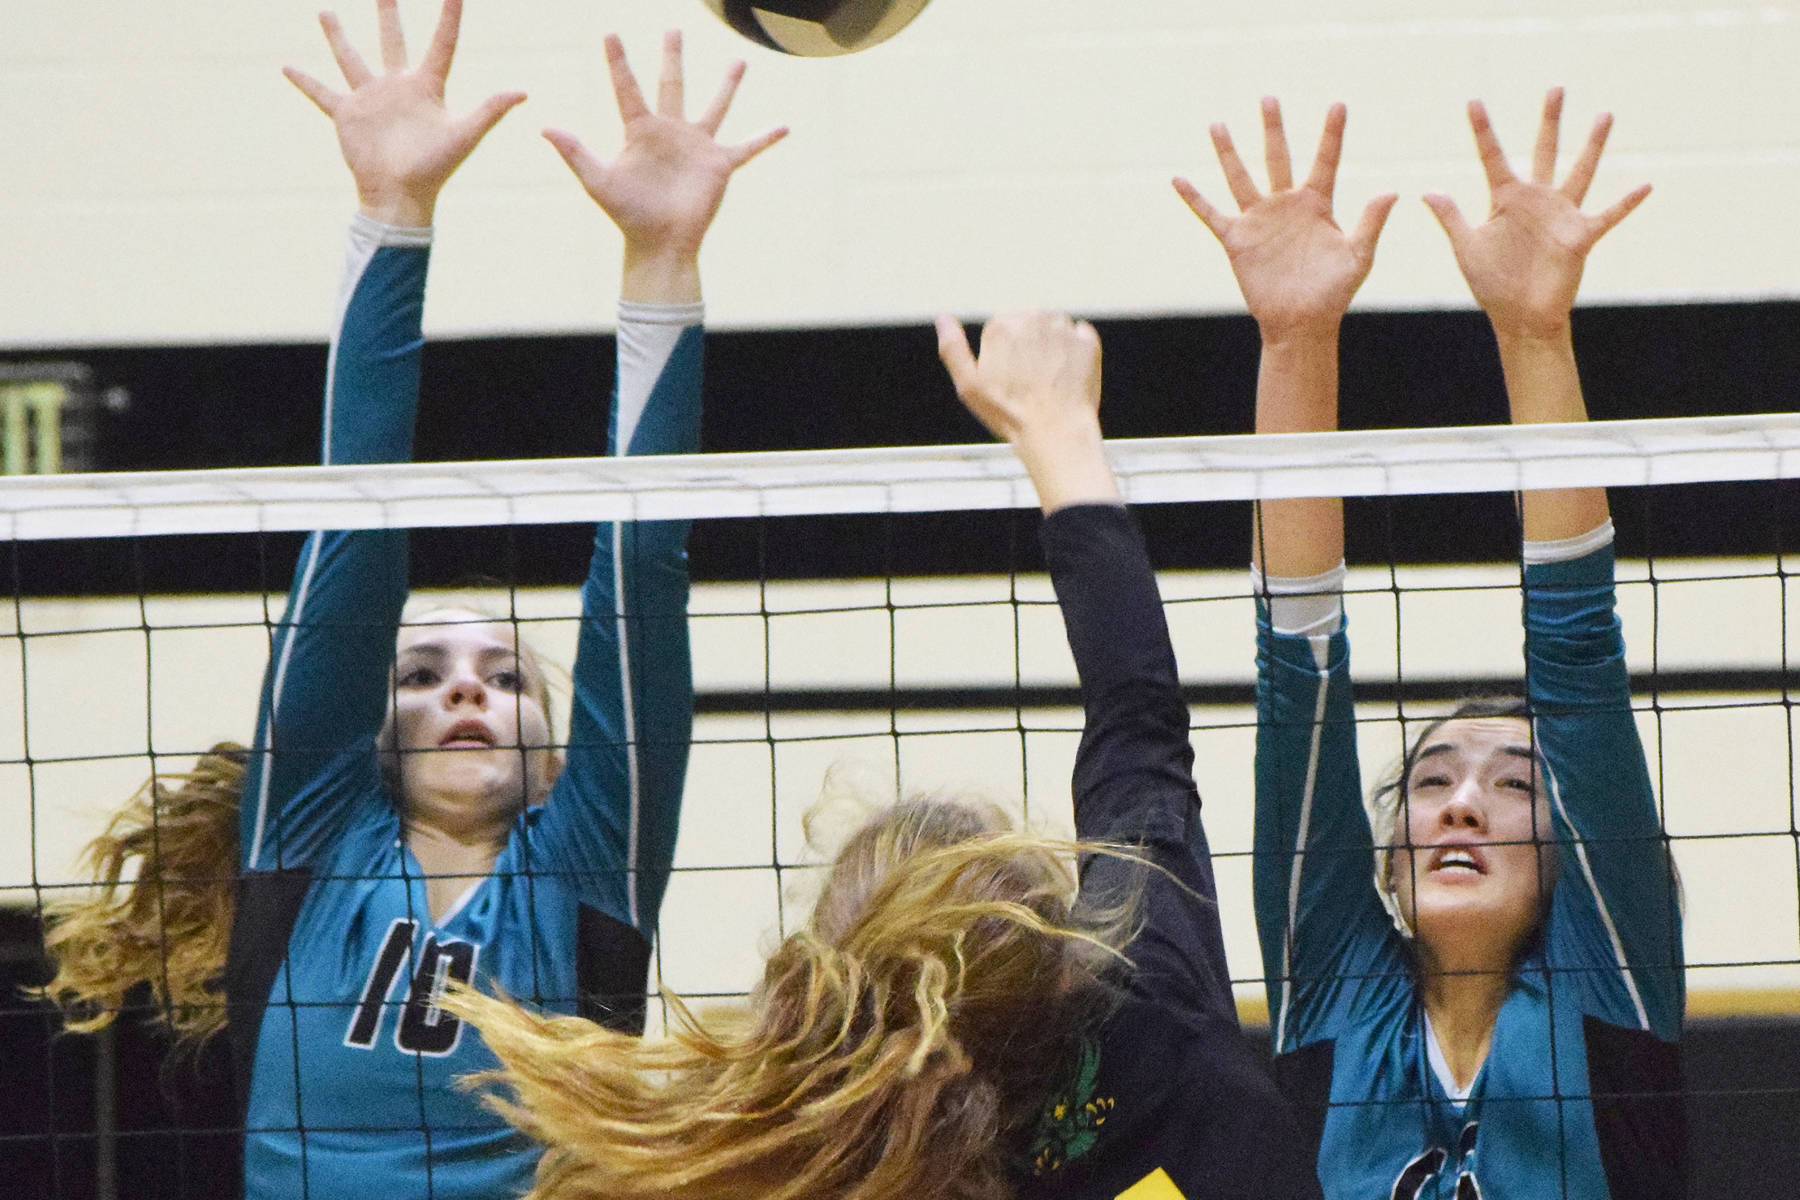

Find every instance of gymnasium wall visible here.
[6,0,1800,346]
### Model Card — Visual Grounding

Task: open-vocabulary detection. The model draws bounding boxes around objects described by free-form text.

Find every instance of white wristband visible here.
[1251,561,1347,638]
[1522,519,1614,566]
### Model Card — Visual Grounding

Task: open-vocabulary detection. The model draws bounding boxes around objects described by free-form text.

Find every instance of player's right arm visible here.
[243,0,524,872]
[937,310,1246,1017]
[1178,100,1403,1050]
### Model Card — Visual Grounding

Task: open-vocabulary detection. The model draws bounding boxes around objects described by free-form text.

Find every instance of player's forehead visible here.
[1413,716,1534,766]
[394,608,522,659]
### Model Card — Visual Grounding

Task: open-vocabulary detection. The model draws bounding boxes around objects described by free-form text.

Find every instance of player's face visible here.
[388,610,556,815]
[1387,717,1556,960]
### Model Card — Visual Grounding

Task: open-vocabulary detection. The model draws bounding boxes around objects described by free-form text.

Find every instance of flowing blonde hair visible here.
[39,743,247,1045]
[456,797,1137,1200]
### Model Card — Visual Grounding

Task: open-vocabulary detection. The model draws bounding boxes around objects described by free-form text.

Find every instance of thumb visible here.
[1421,192,1470,244]
[282,66,341,117]
[461,90,527,147]
[935,315,981,399]
[1173,177,1231,244]
[542,128,603,183]
[1351,192,1399,260]
[1590,182,1652,242]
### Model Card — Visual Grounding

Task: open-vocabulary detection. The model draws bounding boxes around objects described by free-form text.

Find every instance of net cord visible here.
[6,413,1800,540]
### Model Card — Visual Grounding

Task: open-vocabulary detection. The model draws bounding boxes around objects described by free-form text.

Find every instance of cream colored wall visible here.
[6,559,1797,1016]
[6,1,1800,347]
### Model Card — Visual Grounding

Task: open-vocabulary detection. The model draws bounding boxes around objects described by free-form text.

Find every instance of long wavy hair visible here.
[457,796,1137,1200]
[38,743,248,1045]
[39,601,559,1045]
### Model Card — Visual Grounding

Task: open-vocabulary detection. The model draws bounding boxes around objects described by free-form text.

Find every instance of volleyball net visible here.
[3,416,1799,1191]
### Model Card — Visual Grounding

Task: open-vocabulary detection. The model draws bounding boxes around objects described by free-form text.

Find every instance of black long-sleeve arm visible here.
[1041,502,1234,1019]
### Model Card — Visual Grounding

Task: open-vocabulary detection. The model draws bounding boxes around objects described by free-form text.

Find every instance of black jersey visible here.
[1018,504,1323,1200]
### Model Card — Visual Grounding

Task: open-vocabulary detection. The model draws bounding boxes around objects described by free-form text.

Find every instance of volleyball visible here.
[699,0,933,56]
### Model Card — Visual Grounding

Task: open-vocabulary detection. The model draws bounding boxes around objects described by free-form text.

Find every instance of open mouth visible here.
[1428,846,1487,876]
[440,721,496,749]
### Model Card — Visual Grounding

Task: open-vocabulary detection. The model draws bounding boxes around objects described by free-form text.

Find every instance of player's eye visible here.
[1498,776,1536,794]
[396,666,437,688]
[1410,772,1450,790]
[491,669,525,694]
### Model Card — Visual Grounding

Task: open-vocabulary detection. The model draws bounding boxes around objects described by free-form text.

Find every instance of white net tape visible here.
[6,413,1800,540]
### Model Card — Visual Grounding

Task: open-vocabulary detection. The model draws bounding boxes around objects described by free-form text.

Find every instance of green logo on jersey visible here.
[1027,1035,1115,1175]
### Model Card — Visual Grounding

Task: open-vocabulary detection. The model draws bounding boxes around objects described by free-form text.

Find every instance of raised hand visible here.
[284,0,525,227]
[1424,88,1650,341]
[936,311,1119,512]
[1175,99,1396,343]
[545,32,787,302]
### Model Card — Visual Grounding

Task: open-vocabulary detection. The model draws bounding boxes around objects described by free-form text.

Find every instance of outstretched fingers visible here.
[695,59,747,135]
[658,29,684,118]
[375,0,408,73]
[1467,99,1516,195]
[1530,86,1563,186]
[1302,102,1348,201]
[319,10,374,88]
[418,0,465,86]
[1211,122,1262,211]
[1561,111,1613,205]
[1261,96,1294,193]
[604,33,651,124]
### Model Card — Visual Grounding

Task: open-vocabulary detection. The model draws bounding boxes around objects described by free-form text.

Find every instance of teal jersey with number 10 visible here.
[229,216,701,1200]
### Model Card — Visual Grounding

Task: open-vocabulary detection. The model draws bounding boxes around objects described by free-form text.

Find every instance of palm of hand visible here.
[333,75,470,206]
[943,312,1102,444]
[284,2,525,224]
[1452,183,1591,337]
[585,117,739,257]
[1225,191,1371,335]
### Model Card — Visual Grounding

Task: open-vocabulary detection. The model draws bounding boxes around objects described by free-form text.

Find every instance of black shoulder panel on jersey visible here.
[1583,1015,1689,1200]
[225,868,312,1121]
[1273,1038,1336,1160]
[576,904,652,1035]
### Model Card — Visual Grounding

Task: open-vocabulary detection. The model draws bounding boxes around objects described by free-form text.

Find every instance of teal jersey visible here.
[1253,544,1686,1199]
[229,216,699,1199]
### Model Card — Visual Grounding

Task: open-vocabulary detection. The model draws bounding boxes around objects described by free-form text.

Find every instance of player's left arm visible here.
[533,33,785,937]
[1429,91,1679,1035]
[1526,541,1683,1038]
[1424,88,1648,543]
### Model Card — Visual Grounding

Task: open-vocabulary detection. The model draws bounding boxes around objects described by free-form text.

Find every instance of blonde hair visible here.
[39,744,247,1045]
[457,797,1136,1200]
